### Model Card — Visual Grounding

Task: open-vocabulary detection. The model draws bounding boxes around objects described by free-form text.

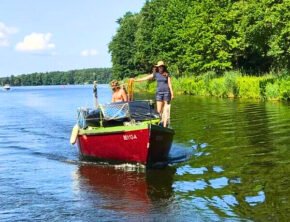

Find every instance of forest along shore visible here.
[109,0,290,101]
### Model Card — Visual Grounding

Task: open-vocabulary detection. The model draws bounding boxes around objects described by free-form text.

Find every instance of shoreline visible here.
[3,74,290,102]
[133,71,290,102]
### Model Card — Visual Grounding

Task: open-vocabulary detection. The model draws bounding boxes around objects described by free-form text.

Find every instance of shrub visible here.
[237,76,261,99]
[224,71,240,97]
[201,71,217,91]
[173,77,196,95]
[265,82,280,100]
[279,77,290,100]
[209,78,227,97]
[259,77,275,99]
[196,79,208,96]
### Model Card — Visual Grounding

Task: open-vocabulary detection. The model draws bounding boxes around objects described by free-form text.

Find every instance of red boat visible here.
[71,100,174,167]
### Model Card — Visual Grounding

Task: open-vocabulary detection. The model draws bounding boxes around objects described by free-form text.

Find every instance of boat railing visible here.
[100,103,130,121]
[77,100,160,129]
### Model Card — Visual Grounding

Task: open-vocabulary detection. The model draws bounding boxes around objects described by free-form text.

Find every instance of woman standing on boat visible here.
[133,61,174,126]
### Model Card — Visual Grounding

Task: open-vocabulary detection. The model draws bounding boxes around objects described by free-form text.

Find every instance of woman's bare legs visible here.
[156,100,164,116]
[162,101,170,127]
[157,100,171,127]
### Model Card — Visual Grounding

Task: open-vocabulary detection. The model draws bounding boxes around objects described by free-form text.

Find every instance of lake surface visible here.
[0,85,289,221]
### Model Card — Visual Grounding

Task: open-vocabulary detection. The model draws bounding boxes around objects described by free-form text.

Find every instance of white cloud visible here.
[80,49,98,57]
[0,22,18,47]
[15,32,55,52]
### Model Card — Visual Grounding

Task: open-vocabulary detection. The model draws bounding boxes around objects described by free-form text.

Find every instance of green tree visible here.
[109,0,290,78]
[109,12,140,79]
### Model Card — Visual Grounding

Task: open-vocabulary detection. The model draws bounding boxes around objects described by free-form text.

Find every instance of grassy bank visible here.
[133,71,290,101]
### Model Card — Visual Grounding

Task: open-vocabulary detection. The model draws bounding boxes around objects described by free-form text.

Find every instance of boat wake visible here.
[167,144,193,164]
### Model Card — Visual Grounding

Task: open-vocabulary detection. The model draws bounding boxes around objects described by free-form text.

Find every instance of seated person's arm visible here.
[112,95,116,102]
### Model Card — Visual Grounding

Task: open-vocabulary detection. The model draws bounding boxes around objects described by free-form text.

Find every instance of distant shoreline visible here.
[3,84,109,87]
[0,68,112,86]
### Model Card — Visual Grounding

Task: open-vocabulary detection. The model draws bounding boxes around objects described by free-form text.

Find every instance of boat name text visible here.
[123,134,137,141]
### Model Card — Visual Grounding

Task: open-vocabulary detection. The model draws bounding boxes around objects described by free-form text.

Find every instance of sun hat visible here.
[110,80,120,89]
[156,61,165,67]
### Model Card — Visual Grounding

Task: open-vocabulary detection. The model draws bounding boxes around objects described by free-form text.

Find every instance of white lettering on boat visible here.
[123,134,138,141]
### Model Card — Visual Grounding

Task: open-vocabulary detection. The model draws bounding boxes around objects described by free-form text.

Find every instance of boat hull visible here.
[77,124,174,166]
[3,86,10,91]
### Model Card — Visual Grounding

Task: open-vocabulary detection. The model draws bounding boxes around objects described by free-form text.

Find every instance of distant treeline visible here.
[0,68,112,86]
[109,0,290,79]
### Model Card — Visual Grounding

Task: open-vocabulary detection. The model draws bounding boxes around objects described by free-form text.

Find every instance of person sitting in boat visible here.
[132,61,174,126]
[110,80,128,102]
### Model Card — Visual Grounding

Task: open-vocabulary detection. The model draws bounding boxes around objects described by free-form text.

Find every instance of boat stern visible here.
[147,124,175,166]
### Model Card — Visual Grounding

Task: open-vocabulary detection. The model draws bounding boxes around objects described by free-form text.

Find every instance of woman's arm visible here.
[133,74,154,82]
[168,76,174,99]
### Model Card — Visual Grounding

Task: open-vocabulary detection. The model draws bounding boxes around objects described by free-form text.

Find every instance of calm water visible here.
[0,85,290,221]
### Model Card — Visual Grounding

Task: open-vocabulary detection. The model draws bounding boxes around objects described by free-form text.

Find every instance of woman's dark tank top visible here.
[153,72,170,93]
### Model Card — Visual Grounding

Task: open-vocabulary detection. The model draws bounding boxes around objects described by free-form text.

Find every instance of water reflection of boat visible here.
[3,84,10,91]
[76,165,175,213]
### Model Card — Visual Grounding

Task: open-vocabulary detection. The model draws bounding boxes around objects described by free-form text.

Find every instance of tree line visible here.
[109,0,290,79]
[0,68,112,86]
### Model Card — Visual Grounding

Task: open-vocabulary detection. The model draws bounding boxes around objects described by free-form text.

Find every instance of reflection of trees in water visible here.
[235,103,290,221]
[243,103,273,149]
[76,165,175,216]
[169,96,290,220]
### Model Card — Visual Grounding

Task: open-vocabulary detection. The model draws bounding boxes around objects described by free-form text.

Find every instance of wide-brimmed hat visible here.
[110,80,120,89]
[156,61,166,67]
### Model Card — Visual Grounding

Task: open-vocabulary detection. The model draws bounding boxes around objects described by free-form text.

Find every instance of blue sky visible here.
[0,0,145,77]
